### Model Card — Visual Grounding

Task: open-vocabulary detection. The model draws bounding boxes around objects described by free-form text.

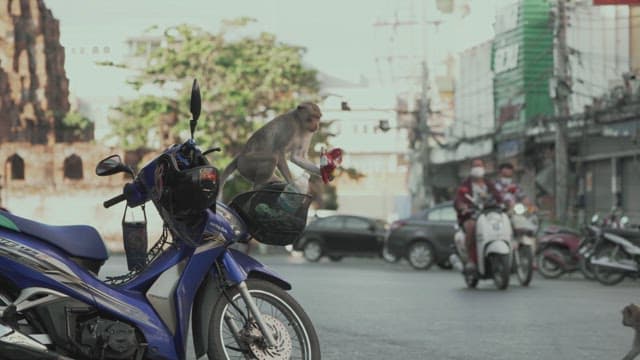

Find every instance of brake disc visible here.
[247,315,292,360]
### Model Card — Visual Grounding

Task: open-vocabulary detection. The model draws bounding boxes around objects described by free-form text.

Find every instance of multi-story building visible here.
[430,40,494,198]
[319,80,412,222]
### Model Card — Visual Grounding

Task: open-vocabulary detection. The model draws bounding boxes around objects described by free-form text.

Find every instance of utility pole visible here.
[554,0,571,224]
[419,61,432,209]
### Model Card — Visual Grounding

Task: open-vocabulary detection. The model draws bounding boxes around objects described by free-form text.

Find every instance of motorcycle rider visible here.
[454,158,503,271]
[494,162,534,210]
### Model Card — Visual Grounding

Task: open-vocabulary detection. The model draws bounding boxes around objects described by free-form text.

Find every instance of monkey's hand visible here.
[319,147,343,184]
[320,164,336,184]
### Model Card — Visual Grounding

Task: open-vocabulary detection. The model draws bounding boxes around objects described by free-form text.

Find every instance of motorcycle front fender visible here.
[484,240,511,256]
[191,249,291,358]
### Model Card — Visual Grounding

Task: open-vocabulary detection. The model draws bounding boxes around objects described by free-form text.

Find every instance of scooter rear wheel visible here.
[535,247,566,279]
[462,270,478,289]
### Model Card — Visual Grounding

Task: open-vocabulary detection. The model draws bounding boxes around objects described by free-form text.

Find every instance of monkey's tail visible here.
[217,156,238,201]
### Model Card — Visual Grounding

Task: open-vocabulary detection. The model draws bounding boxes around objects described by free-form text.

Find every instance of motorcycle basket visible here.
[229,189,312,246]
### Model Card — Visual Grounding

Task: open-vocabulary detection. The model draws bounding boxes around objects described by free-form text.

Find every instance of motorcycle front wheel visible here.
[208,279,321,360]
[592,243,628,286]
[515,245,533,286]
[491,254,511,290]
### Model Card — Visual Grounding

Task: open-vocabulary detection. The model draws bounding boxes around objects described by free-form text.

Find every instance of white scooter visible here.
[451,195,514,290]
[510,203,537,286]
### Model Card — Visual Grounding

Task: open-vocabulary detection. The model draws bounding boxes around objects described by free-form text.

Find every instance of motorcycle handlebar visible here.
[103,193,126,208]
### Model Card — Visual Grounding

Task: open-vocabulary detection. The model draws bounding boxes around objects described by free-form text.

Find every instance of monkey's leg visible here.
[623,333,640,360]
[277,153,295,184]
[238,155,278,188]
[217,157,238,201]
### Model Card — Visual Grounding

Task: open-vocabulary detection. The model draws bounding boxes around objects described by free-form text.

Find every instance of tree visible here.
[109,19,319,158]
[59,110,94,142]
[107,19,363,202]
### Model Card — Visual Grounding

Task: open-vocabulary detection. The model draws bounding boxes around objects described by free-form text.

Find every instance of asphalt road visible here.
[101,253,638,360]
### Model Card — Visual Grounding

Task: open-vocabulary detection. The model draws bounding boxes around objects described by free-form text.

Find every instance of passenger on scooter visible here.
[494,162,534,210]
[454,159,503,271]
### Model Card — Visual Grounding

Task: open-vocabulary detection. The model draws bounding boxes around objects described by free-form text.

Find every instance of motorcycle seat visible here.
[603,228,640,246]
[0,210,108,261]
[543,226,580,237]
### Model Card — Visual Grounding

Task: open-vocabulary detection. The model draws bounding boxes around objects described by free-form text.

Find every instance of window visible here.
[313,216,344,229]
[344,217,371,231]
[7,154,24,180]
[427,206,457,221]
[63,154,83,180]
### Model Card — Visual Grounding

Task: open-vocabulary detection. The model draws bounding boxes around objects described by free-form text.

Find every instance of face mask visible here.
[500,177,512,185]
[470,166,485,178]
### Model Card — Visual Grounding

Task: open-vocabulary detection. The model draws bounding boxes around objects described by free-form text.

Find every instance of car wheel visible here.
[303,239,323,262]
[328,255,343,262]
[381,246,400,263]
[406,241,435,270]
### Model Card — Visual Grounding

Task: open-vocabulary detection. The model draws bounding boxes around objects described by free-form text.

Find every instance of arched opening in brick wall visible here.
[63,154,83,180]
[7,154,25,180]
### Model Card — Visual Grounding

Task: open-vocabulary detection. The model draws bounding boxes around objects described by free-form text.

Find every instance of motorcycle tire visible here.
[208,279,321,360]
[535,247,566,279]
[491,254,511,290]
[578,256,596,280]
[516,245,534,286]
[592,243,628,286]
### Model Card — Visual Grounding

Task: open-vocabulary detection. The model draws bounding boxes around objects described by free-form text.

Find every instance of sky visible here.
[46,0,503,97]
[44,0,506,142]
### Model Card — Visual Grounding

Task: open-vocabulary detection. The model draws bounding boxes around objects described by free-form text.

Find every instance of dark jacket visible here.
[454,177,502,224]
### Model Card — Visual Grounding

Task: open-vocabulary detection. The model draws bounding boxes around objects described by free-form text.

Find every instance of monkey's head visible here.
[622,303,640,329]
[296,102,322,133]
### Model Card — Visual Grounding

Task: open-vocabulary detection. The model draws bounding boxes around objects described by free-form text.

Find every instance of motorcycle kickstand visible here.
[237,281,276,347]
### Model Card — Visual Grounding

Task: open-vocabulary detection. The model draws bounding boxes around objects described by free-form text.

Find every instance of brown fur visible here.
[219,102,322,197]
[623,304,640,360]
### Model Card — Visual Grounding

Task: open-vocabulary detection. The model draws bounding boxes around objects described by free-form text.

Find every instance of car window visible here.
[439,206,457,221]
[427,206,457,222]
[344,217,371,231]
[313,216,344,229]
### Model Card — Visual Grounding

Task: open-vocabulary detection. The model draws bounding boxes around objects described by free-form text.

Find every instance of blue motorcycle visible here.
[0,80,320,360]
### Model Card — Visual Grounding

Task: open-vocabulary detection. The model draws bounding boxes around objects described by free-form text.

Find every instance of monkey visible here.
[218,102,322,198]
[622,303,640,360]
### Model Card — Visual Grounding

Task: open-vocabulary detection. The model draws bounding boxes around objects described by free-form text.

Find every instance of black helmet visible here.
[153,154,219,219]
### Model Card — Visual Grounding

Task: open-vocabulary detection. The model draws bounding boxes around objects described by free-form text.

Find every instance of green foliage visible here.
[61,111,93,139]
[108,22,320,159]
[106,20,363,203]
[109,96,174,150]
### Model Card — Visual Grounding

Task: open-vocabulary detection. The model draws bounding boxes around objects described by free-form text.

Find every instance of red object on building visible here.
[593,0,640,5]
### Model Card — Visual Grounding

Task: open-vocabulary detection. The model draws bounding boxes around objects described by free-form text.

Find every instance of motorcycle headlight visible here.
[217,205,246,241]
[513,203,527,215]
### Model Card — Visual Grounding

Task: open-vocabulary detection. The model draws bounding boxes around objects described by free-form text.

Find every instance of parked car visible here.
[385,201,458,270]
[293,215,387,262]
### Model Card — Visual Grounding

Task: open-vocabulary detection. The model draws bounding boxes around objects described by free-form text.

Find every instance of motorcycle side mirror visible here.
[189,79,201,140]
[591,214,600,225]
[96,155,134,178]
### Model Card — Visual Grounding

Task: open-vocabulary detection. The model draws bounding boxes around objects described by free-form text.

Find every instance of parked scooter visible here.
[590,215,640,286]
[510,203,537,286]
[0,80,320,360]
[450,195,514,290]
[535,220,599,280]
